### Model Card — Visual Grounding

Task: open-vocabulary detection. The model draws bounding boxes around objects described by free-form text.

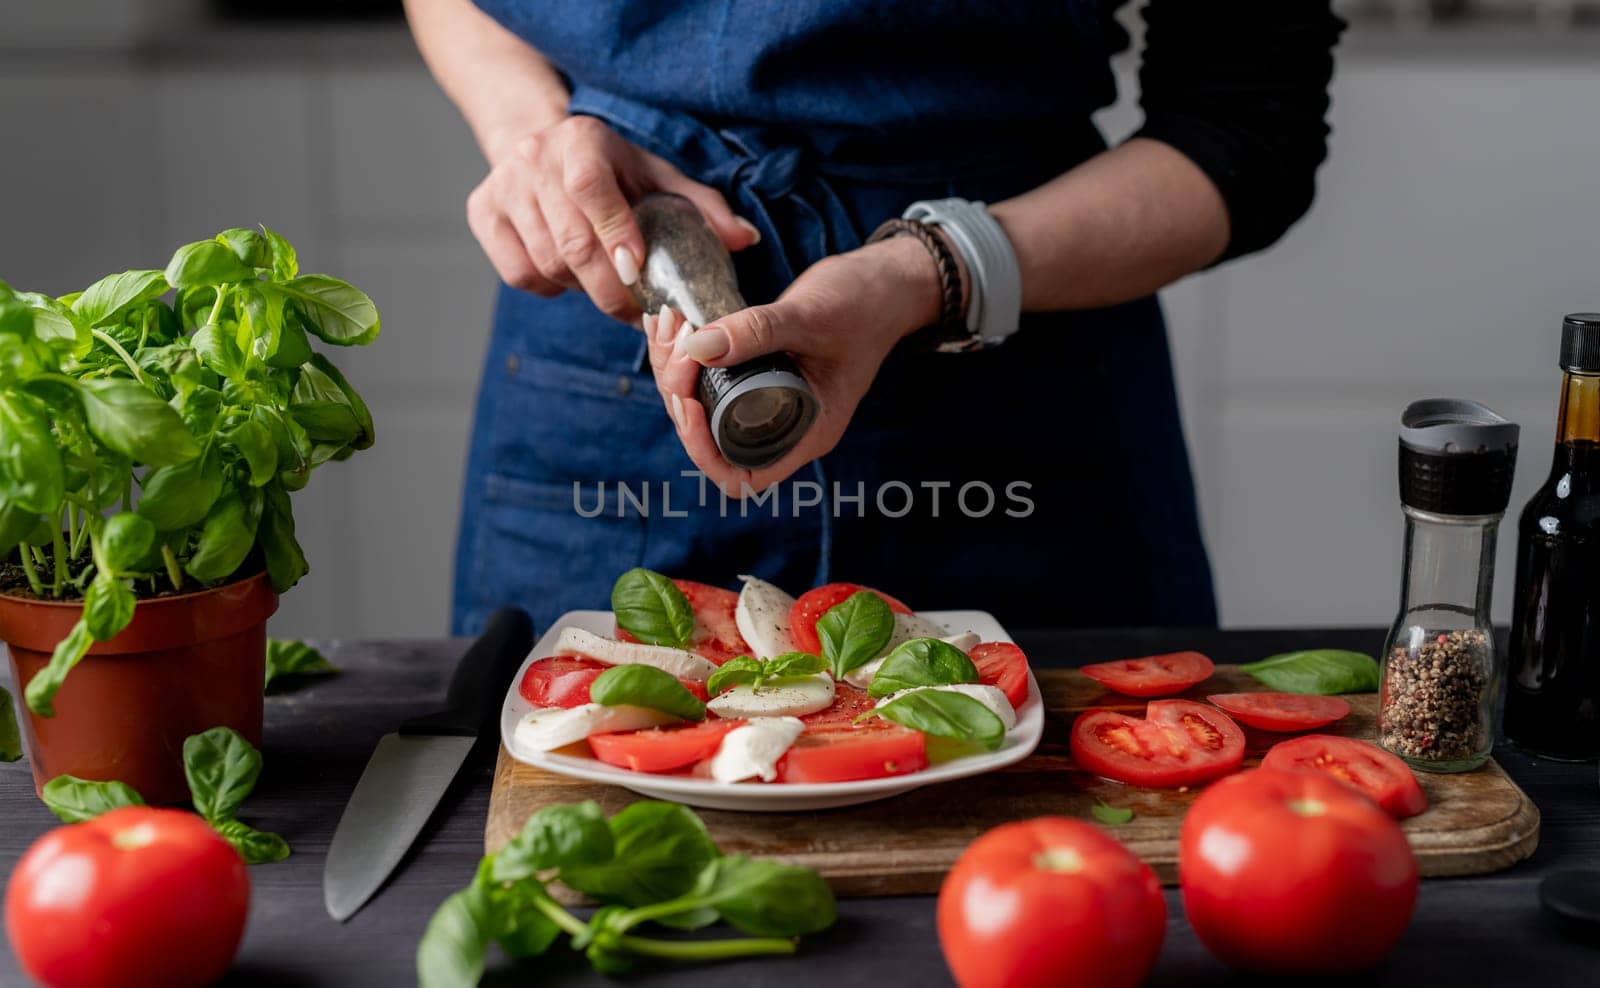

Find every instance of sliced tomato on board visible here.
[1070,699,1245,788]
[1261,734,1428,819]
[520,656,708,709]
[789,582,914,655]
[971,642,1030,709]
[777,726,928,783]
[616,578,750,665]
[1080,651,1214,698]
[1207,693,1351,732]
[588,719,745,773]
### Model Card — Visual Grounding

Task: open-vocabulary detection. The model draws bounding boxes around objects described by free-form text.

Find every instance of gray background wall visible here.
[2,6,1596,636]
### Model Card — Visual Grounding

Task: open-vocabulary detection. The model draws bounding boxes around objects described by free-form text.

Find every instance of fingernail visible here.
[613,245,639,286]
[669,393,685,431]
[734,217,762,245]
[656,306,677,344]
[641,310,656,336]
[684,327,730,362]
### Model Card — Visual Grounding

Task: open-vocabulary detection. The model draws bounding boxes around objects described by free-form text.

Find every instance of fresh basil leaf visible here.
[0,392,64,513]
[872,690,1006,750]
[492,800,613,883]
[259,481,309,592]
[261,226,299,281]
[218,228,270,269]
[182,726,262,822]
[1,686,22,762]
[25,619,94,717]
[0,503,46,558]
[308,353,374,450]
[72,270,168,327]
[165,239,256,289]
[188,490,263,586]
[289,362,363,444]
[15,291,89,357]
[706,656,763,697]
[191,321,244,380]
[77,378,202,466]
[417,871,496,988]
[588,665,705,721]
[688,855,838,937]
[1241,649,1380,695]
[762,652,827,679]
[865,638,979,697]
[224,418,279,487]
[213,818,290,864]
[610,568,695,648]
[817,590,894,678]
[137,448,223,531]
[83,576,135,642]
[263,637,338,688]
[1091,802,1134,826]
[561,801,720,907]
[491,878,562,959]
[272,275,380,346]
[97,512,156,574]
[40,774,145,823]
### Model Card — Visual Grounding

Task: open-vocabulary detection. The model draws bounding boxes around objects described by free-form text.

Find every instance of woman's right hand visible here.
[467,115,760,321]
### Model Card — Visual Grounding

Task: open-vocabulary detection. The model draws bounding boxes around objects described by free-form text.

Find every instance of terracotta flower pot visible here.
[1,573,278,805]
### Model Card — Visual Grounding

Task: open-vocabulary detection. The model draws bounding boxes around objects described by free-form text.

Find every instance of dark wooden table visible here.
[3,628,1597,987]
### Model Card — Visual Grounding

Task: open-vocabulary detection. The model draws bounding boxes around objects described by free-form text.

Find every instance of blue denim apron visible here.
[453,3,1216,636]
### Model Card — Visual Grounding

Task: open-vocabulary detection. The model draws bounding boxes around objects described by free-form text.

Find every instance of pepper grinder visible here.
[630,194,817,469]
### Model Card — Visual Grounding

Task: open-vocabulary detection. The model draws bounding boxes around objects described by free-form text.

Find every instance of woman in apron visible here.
[405,0,1345,636]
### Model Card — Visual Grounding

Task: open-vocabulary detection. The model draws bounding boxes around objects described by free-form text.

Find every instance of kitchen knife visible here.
[323,607,534,922]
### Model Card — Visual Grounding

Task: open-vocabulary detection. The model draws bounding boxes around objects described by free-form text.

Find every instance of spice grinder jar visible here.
[630,194,817,469]
[1378,399,1519,773]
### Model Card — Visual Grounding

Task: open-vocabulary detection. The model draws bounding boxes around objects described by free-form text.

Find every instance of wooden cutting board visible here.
[486,666,1540,894]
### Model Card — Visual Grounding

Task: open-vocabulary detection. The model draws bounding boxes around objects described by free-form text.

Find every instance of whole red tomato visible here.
[5,806,250,988]
[1179,767,1418,974]
[938,817,1165,988]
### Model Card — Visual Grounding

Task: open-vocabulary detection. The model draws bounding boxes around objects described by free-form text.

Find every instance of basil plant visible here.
[0,227,378,717]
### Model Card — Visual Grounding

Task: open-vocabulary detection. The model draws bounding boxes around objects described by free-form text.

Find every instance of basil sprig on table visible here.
[817,590,895,679]
[865,638,979,697]
[610,568,696,648]
[37,726,288,864]
[265,638,339,689]
[0,687,19,762]
[418,800,836,986]
[1241,649,1379,695]
[868,690,1006,751]
[1092,802,1135,826]
[707,652,828,697]
[588,665,706,721]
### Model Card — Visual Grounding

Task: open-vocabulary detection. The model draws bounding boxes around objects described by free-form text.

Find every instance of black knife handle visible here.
[399,607,535,738]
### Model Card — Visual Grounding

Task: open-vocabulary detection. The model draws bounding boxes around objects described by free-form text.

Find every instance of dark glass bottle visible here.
[1505,313,1600,761]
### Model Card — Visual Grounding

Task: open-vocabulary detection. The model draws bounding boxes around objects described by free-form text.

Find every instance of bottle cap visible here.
[1398,399,1519,516]
[1560,313,1600,373]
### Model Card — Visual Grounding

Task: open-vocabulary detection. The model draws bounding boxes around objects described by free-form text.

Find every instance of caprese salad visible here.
[510,569,1033,785]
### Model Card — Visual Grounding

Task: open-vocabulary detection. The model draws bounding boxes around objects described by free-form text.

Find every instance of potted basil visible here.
[0,227,378,803]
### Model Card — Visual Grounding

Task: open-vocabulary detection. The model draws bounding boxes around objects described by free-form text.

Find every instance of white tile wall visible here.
[3,36,1595,637]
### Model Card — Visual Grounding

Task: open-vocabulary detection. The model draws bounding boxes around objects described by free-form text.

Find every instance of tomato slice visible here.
[970,642,1030,709]
[1070,699,1245,788]
[616,578,750,665]
[1207,693,1351,732]
[789,582,914,655]
[777,726,928,782]
[588,719,744,774]
[1080,651,1214,698]
[520,655,708,708]
[1261,735,1428,819]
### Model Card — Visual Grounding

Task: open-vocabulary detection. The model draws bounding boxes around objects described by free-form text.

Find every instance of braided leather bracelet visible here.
[865,218,971,353]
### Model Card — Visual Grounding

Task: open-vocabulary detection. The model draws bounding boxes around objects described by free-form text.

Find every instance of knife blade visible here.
[323,607,534,922]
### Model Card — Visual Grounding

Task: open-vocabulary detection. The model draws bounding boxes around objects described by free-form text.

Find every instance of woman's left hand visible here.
[647,236,943,493]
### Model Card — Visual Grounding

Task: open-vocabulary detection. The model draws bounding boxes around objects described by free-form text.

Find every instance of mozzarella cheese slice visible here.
[707,716,804,783]
[707,672,835,718]
[555,626,718,681]
[841,624,980,690]
[735,575,799,659]
[514,703,677,752]
[875,683,1017,731]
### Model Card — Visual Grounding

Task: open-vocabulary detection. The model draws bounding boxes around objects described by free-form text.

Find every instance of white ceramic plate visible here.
[500,609,1043,812]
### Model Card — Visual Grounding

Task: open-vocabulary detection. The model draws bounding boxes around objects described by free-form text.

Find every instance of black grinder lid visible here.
[1398,399,1519,516]
[1560,312,1600,373]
